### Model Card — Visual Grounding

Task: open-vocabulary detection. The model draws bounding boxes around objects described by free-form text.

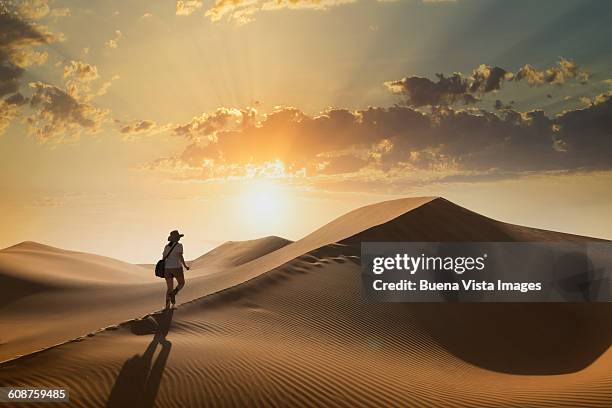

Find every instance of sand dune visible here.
[1,197,611,407]
[0,237,292,362]
[190,236,291,270]
[343,197,602,243]
[0,241,153,284]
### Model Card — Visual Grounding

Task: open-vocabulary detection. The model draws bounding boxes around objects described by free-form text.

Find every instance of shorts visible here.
[164,267,184,279]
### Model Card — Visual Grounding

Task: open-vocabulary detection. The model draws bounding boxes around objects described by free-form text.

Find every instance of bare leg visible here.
[164,274,174,309]
[171,274,185,304]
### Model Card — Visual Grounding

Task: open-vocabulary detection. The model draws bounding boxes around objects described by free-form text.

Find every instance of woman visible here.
[163,230,190,309]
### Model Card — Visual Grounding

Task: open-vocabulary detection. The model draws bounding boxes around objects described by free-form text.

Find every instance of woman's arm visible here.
[180,254,190,270]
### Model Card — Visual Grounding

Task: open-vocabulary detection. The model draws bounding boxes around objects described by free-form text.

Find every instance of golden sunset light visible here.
[1,0,611,262]
[237,179,292,230]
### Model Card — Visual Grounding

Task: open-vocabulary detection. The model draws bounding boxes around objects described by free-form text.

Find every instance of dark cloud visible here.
[148,93,612,182]
[0,10,114,142]
[553,93,612,168]
[493,99,514,110]
[385,59,588,108]
[0,8,61,136]
[119,119,156,135]
[173,107,249,141]
[0,11,46,97]
[384,73,478,107]
[27,82,107,142]
[469,64,511,93]
[318,155,369,175]
[5,92,26,105]
[0,61,24,97]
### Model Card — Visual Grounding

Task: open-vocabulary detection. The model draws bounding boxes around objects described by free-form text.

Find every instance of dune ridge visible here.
[190,236,292,269]
[1,197,611,407]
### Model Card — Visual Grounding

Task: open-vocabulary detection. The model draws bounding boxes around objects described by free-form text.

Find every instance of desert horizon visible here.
[4,193,612,266]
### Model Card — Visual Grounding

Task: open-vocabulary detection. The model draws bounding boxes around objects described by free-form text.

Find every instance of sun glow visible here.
[236,180,291,234]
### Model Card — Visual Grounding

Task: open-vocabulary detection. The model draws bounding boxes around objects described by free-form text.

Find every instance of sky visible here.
[1,0,612,263]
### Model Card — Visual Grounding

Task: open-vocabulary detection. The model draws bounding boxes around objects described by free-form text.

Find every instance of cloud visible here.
[62,60,114,101]
[176,0,455,23]
[552,92,612,167]
[0,10,54,97]
[5,92,27,106]
[172,107,252,141]
[119,119,156,135]
[61,61,117,101]
[49,7,70,18]
[105,30,122,49]
[385,73,478,107]
[7,46,48,68]
[469,64,513,93]
[115,117,175,140]
[146,93,612,186]
[317,154,369,175]
[385,58,588,108]
[63,60,99,82]
[121,120,156,134]
[96,75,120,96]
[26,81,108,143]
[0,11,116,144]
[0,100,20,136]
[0,7,63,135]
[176,0,355,24]
[0,63,23,98]
[13,0,70,20]
[493,99,514,110]
[16,0,50,20]
[176,1,203,16]
[515,58,589,86]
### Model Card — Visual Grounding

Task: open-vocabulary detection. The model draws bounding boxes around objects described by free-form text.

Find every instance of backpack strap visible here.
[162,242,179,261]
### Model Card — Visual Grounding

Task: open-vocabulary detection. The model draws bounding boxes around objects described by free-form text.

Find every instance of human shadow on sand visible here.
[106,309,173,408]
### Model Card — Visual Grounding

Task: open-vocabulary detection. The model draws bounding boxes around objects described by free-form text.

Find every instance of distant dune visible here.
[190,236,292,269]
[1,197,611,407]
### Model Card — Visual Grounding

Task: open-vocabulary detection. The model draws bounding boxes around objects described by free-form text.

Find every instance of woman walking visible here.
[163,230,189,309]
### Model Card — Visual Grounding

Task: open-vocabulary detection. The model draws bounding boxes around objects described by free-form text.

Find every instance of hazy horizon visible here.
[3,190,612,264]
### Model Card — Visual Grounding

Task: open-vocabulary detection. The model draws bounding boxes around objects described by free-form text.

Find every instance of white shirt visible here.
[163,243,184,269]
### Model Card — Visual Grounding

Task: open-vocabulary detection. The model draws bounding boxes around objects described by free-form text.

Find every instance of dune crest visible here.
[190,236,292,270]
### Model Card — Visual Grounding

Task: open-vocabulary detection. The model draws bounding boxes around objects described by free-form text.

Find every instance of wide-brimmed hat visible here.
[167,230,184,241]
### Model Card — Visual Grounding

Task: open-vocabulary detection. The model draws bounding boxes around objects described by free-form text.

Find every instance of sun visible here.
[246,181,285,215]
[237,180,290,233]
